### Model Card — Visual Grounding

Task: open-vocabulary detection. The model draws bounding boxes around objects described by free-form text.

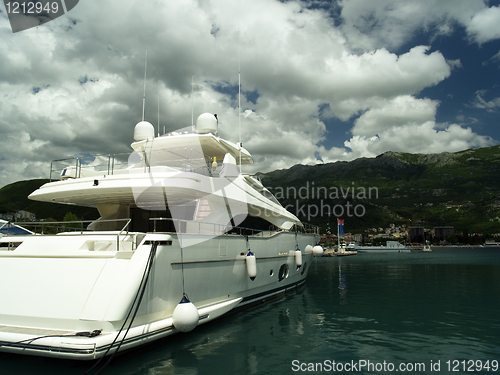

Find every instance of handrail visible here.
[9,217,318,241]
[5,217,318,250]
[9,218,132,251]
[148,217,320,237]
[12,218,129,234]
[116,218,132,251]
[149,217,289,238]
[49,147,210,182]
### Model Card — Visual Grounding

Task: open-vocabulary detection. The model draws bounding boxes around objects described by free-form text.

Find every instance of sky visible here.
[1,0,500,188]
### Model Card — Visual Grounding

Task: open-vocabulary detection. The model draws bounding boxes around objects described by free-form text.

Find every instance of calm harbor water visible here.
[1,247,499,374]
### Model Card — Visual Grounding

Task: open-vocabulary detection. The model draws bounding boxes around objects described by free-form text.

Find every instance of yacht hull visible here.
[0,231,317,360]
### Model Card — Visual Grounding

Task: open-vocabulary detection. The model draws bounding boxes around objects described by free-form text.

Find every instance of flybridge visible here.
[50,114,252,182]
[50,146,209,182]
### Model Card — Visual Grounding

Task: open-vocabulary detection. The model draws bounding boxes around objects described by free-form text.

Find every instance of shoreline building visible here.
[409,227,425,243]
[434,226,455,242]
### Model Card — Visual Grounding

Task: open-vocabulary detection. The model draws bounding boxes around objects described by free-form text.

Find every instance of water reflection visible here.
[98,289,316,375]
[338,263,348,303]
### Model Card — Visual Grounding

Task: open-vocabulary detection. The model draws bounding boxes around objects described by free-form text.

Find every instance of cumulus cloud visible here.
[344,95,495,159]
[344,94,496,158]
[471,90,500,111]
[0,0,498,188]
[467,6,500,44]
[323,46,451,120]
[338,0,489,50]
[351,96,438,137]
[345,122,495,159]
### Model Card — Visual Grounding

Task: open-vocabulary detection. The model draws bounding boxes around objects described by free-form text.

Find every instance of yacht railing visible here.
[149,217,321,238]
[6,218,133,251]
[49,147,217,182]
[295,223,321,236]
[2,217,319,252]
[149,217,282,237]
[7,217,319,238]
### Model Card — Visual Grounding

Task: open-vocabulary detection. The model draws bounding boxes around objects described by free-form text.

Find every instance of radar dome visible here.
[134,121,155,141]
[195,113,218,135]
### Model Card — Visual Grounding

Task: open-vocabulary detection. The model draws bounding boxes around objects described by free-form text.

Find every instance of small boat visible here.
[0,113,321,360]
[335,242,357,256]
[423,243,432,252]
[355,240,410,253]
[0,219,34,237]
[0,220,34,250]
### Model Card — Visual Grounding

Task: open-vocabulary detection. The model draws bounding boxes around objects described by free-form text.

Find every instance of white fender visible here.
[295,248,302,267]
[172,295,199,332]
[313,245,324,257]
[305,245,313,254]
[246,251,256,280]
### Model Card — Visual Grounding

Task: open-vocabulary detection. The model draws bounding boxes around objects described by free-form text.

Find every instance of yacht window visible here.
[261,188,280,205]
[278,264,289,281]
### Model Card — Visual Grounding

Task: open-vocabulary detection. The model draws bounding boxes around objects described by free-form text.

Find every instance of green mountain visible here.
[260,145,500,234]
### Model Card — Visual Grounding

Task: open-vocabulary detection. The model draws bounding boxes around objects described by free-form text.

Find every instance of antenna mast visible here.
[157,81,160,137]
[191,75,194,130]
[239,61,241,168]
[238,19,242,170]
[142,50,148,122]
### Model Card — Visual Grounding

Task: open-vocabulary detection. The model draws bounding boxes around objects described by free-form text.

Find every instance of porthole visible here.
[301,262,308,275]
[278,264,289,282]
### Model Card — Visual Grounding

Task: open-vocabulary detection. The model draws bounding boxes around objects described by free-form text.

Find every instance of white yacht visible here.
[0,113,321,360]
[355,240,410,253]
